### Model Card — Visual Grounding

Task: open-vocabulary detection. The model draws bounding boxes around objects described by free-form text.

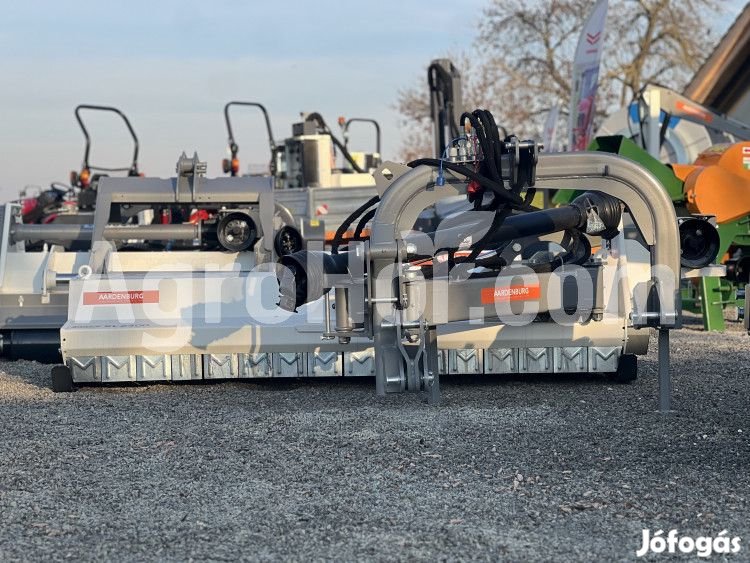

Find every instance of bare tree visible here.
[480,0,599,131]
[606,0,721,105]
[395,0,721,157]
[395,53,499,160]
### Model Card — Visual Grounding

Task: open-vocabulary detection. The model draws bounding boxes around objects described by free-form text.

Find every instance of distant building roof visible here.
[684,2,750,117]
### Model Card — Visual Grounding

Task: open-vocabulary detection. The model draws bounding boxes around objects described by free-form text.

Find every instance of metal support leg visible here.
[701,276,725,332]
[658,328,671,413]
[645,87,661,159]
[374,352,386,396]
[425,327,440,405]
[374,326,406,395]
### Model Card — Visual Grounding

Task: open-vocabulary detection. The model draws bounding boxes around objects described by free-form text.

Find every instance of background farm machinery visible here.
[556,85,750,331]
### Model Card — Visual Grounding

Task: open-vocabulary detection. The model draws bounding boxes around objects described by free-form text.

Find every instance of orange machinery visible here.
[673,142,750,224]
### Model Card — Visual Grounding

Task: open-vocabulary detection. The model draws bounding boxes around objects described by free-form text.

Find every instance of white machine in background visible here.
[221,102,380,242]
[277,117,378,189]
[218,62,462,243]
[597,85,750,163]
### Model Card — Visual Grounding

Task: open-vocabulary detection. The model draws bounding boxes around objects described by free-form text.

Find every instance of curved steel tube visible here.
[369,152,681,326]
[343,118,381,155]
[74,104,139,174]
[224,101,275,159]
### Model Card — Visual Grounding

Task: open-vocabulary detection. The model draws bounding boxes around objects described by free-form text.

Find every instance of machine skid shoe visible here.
[611,354,638,384]
[51,365,74,393]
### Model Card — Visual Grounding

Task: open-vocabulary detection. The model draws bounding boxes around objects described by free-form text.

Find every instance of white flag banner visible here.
[542,104,561,152]
[568,0,608,151]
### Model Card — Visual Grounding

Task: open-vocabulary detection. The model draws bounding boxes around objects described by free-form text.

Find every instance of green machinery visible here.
[554,135,748,331]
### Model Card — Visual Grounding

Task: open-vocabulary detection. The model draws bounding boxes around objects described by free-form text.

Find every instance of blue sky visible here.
[0,0,745,195]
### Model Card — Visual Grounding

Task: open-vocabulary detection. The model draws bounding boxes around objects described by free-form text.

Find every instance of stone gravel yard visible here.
[0,324,748,561]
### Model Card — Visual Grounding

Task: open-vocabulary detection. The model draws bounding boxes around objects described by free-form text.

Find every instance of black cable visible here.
[637,96,647,150]
[476,110,503,182]
[445,207,509,267]
[304,113,367,173]
[407,158,524,207]
[428,62,461,147]
[331,195,380,254]
[460,112,500,183]
[354,208,377,239]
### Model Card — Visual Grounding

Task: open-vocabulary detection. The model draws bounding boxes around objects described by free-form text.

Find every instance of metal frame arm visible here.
[428,59,463,158]
[343,118,381,155]
[223,101,276,159]
[74,104,139,174]
[369,152,681,327]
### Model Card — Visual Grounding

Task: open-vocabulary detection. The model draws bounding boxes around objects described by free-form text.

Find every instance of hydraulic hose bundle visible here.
[279,189,623,312]
[279,109,629,312]
[331,109,605,272]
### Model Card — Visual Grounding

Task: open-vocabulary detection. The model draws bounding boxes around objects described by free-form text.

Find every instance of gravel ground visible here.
[0,324,748,562]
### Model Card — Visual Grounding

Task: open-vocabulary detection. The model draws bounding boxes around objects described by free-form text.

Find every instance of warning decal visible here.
[481,285,540,304]
[83,291,159,305]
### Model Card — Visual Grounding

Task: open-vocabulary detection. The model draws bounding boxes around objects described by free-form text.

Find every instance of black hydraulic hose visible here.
[354,207,377,239]
[407,158,524,207]
[475,110,502,182]
[463,109,508,187]
[480,109,528,201]
[416,192,620,258]
[479,108,532,222]
[305,113,367,173]
[330,133,367,173]
[462,206,513,264]
[428,62,461,148]
[460,112,499,182]
[637,97,647,150]
[331,195,380,254]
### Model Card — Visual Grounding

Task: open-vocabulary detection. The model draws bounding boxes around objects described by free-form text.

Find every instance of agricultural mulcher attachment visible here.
[47,111,720,410]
